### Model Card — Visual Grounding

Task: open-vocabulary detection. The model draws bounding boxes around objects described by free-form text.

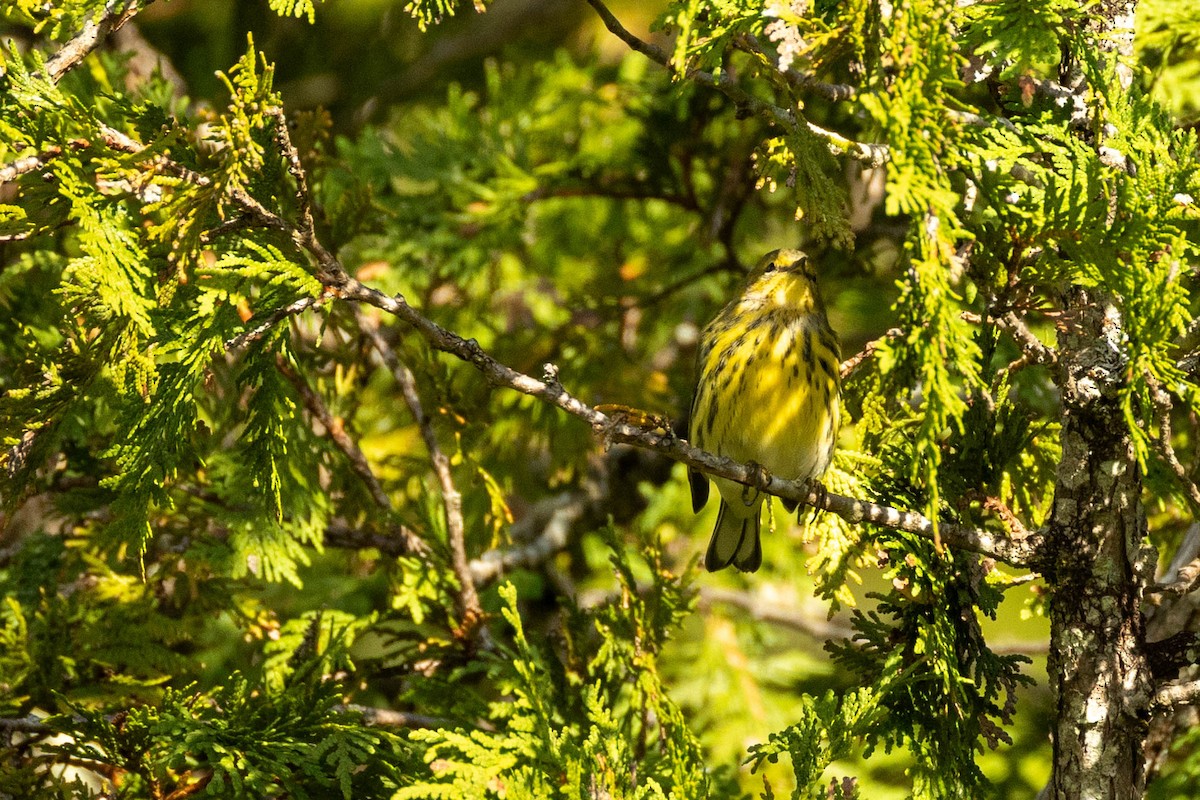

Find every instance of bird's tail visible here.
[705,500,762,572]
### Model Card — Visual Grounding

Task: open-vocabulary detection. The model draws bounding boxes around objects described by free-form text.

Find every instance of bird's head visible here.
[742,248,822,309]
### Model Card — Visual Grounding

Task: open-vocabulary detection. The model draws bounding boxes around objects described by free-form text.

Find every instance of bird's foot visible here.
[741,460,772,506]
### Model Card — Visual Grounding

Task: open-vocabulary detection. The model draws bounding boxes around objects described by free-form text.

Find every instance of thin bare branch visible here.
[470,493,584,584]
[0,146,64,184]
[323,519,427,559]
[1146,378,1200,520]
[581,0,889,167]
[337,278,1043,568]
[359,321,485,638]
[1147,524,1200,597]
[995,311,1057,366]
[840,327,903,379]
[581,0,669,62]
[44,1,141,83]
[732,33,858,102]
[697,586,855,640]
[1154,679,1200,709]
[342,704,450,729]
[266,107,349,284]
[275,355,403,518]
[270,108,316,235]
[223,295,324,352]
[0,715,54,735]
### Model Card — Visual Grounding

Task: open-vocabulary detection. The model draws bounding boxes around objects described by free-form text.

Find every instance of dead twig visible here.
[359,321,487,643]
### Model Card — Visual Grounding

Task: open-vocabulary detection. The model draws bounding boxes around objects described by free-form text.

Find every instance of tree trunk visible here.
[1046,288,1156,799]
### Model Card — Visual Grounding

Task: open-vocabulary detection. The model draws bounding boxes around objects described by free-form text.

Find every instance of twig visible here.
[581,0,889,167]
[1154,679,1200,709]
[732,33,858,102]
[697,586,854,640]
[267,108,346,282]
[1147,523,1200,597]
[0,715,54,735]
[521,184,698,210]
[0,146,64,184]
[1146,378,1200,520]
[467,445,668,584]
[271,108,316,235]
[976,493,1032,538]
[1148,559,1200,597]
[839,312,1053,382]
[359,321,486,639]
[839,327,903,379]
[336,278,1043,568]
[995,311,1057,366]
[342,704,450,729]
[323,519,426,558]
[44,1,142,83]
[581,0,669,63]
[631,259,742,311]
[276,355,389,507]
[223,295,323,352]
[469,494,584,584]
[200,214,257,243]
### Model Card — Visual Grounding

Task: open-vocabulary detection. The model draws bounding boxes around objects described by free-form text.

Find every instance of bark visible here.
[1044,288,1157,799]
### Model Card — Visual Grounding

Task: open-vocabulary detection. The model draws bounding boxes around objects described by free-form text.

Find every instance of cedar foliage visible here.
[2,1,1200,798]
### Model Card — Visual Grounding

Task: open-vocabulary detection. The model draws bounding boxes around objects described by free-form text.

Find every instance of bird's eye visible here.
[763,262,778,273]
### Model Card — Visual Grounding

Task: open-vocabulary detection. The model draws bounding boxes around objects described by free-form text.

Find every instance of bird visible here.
[688,248,841,572]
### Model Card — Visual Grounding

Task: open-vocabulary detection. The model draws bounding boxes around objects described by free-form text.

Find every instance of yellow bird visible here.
[688,248,841,572]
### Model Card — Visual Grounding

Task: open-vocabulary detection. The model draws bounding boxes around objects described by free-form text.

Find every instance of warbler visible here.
[688,248,841,572]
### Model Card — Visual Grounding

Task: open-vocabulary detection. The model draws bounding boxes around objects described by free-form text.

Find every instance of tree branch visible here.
[1153,679,1200,709]
[359,321,486,640]
[1147,524,1200,597]
[469,492,584,584]
[581,0,669,63]
[322,519,427,560]
[1146,378,1200,520]
[268,108,345,283]
[581,0,889,167]
[0,715,54,735]
[995,311,1057,366]
[342,704,450,729]
[44,1,142,83]
[336,278,1042,568]
[223,295,324,352]
[731,33,858,102]
[0,146,65,184]
[697,586,855,640]
[839,327,903,379]
[276,355,389,509]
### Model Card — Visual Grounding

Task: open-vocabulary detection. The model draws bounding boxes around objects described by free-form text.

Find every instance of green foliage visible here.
[0,0,101,38]
[1137,0,1200,121]
[402,0,491,31]
[826,545,1034,798]
[268,0,324,24]
[1148,723,1200,800]
[397,542,721,799]
[958,0,1086,80]
[51,669,408,799]
[748,688,877,799]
